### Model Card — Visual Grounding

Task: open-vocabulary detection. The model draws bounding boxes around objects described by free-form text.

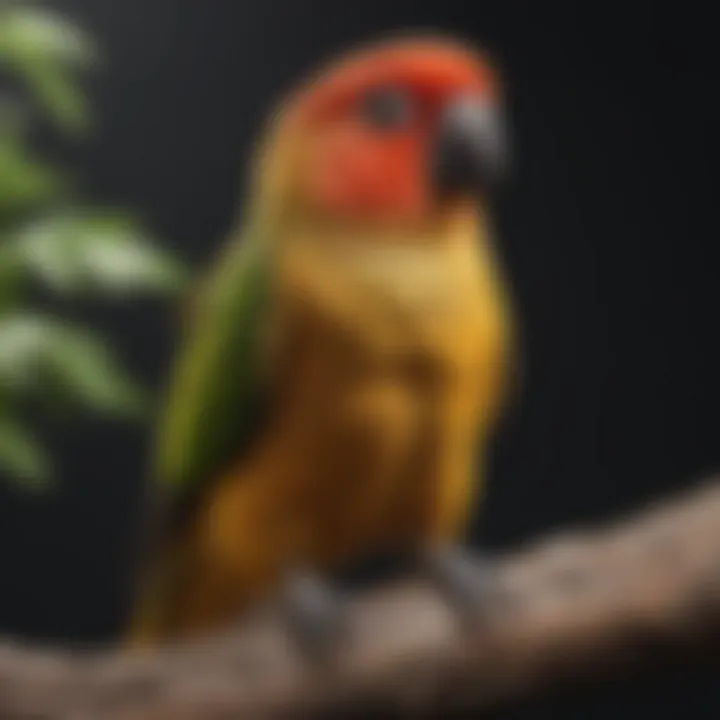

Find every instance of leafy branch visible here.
[0,0,187,488]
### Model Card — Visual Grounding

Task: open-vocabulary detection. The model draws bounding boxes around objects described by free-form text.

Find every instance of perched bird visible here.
[126,35,515,653]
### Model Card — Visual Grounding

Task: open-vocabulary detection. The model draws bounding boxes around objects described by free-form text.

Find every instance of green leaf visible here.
[19,56,91,133]
[75,215,188,295]
[0,133,64,213]
[0,6,96,67]
[4,215,84,294]
[0,411,51,489]
[46,325,148,418]
[8,212,188,296]
[0,313,51,392]
[0,6,97,132]
[0,313,147,418]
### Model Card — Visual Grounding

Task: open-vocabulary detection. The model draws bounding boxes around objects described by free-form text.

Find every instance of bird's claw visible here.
[421,543,504,628]
[279,570,349,666]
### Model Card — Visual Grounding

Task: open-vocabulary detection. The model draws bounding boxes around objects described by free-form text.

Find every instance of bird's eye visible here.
[360,86,414,130]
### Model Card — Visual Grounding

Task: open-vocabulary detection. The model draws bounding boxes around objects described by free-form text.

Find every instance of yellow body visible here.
[127,207,512,645]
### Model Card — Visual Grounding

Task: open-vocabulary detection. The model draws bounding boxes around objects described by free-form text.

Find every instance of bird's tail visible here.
[123,543,184,649]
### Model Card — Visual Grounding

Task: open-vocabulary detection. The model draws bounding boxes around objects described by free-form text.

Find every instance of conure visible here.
[127,35,515,653]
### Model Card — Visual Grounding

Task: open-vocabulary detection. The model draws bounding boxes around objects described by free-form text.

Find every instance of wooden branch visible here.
[3,478,720,719]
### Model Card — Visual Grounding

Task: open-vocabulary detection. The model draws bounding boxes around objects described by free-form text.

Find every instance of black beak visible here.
[432,95,508,198]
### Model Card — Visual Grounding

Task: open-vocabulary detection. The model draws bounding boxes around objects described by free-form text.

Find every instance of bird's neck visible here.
[275,206,500,319]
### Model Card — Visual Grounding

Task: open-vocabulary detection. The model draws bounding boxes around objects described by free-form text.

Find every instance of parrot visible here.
[126,34,516,655]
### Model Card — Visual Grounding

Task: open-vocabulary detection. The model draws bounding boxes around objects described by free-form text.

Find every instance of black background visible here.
[1,2,717,717]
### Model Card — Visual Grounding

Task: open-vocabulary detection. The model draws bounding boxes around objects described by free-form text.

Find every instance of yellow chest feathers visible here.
[277,226,511,380]
[283,226,504,315]
[340,242,473,313]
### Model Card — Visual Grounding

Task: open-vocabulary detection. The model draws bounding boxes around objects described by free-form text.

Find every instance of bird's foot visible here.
[420,542,504,629]
[279,570,349,666]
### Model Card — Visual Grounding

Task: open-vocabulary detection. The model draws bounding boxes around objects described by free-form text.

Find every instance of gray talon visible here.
[280,571,349,664]
[422,544,503,626]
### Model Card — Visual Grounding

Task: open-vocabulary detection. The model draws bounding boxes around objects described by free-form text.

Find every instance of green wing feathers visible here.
[154,230,272,494]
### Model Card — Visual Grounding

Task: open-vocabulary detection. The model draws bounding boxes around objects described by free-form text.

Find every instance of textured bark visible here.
[2,477,720,719]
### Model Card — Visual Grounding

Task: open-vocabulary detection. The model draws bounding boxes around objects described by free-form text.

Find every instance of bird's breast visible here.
[268,231,507,559]
[334,241,469,317]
